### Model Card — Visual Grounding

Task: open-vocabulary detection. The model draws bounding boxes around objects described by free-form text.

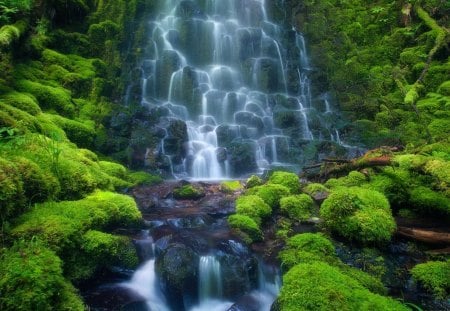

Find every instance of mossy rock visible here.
[16,80,75,117]
[220,180,243,193]
[409,186,450,216]
[173,184,205,200]
[268,171,300,193]
[247,183,290,208]
[127,171,163,186]
[0,240,84,311]
[245,175,263,188]
[279,233,337,270]
[0,92,41,115]
[279,262,408,311]
[320,187,396,244]
[411,260,450,299]
[228,214,263,244]
[280,194,314,221]
[235,195,271,225]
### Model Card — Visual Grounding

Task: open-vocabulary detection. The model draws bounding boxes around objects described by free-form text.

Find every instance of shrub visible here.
[278,262,408,311]
[235,195,271,225]
[268,171,300,193]
[245,174,263,188]
[247,183,290,208]
[320,187,396,243]
[280,194,314,220]
[228,214,263,243]
[411,260,450,299]
[173,184,205,200]
[0,240,84,311]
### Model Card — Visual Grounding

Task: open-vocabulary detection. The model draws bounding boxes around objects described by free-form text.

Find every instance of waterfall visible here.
[198,256,223,302]
[139,0,351,178]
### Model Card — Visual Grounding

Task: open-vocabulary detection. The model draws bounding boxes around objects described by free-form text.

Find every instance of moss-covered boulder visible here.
[0,240,84,311]
[278,262,409,311]
[247,183,290,208]
[235,195,271,225]
[173,184,205,200]
[320,187,396,244]
[280,194,314,221]
[411,260,450,299]
[245,175,263,189]
[268,171,300,193]
[228,214,263,244]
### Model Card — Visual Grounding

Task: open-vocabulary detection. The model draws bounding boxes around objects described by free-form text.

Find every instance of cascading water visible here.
[139,0,355,179]
[198,256,223,302]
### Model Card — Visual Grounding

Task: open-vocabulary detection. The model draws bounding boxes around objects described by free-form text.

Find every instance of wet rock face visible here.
[155,243,198,310]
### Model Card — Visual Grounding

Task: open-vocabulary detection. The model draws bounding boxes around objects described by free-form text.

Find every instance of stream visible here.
[82,181,281,311]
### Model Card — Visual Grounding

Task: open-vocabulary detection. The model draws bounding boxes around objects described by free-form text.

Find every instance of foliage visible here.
[320,187,396,243]
[268,171,300,193]
[247,183,290,208]
[278,262,408,311]
[235,195,271,225]
[0,239,84,311]
[280,194,314,221]
[228,214,263,244]
[411,260,450,299]
[173,184,205,200]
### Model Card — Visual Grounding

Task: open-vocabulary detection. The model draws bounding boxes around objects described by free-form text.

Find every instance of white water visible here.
[123,260,170,311]
[198,256,223,302]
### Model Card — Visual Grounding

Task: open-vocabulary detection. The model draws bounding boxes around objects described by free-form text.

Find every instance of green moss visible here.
[16,80,75,117]
[0,157,25,220]
[128,171,163,186]
[409,186,450,215]
[173,184,205,200]
[0,240,84,311]
[438,81,450,96]
[268,171,300,193]
[279,262,408,311]
[11,191,141,253]
[280,194,314,221]
[320,187,396,243]
[247,183,290,208]
[0,92,41,115]
[235,195,271,225]
[303,183,329,196]
[228,214,263,244]
[364,168,410,208]
[279,233,337,270]
[325,171,368,189]
[81,230,138,268]
[220,180,243,193]
[47,114,95,148]
[411,260,450,299]
[245,174,263,188]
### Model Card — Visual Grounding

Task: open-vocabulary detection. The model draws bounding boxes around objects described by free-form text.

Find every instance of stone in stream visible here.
[155,243,199,310]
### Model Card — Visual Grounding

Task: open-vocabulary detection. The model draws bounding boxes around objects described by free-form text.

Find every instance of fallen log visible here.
[397,226,450,245]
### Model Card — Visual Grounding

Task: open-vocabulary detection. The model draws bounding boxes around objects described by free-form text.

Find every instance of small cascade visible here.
[198,255,223,302]
[123,232,169,311]
[137,0,356,178]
